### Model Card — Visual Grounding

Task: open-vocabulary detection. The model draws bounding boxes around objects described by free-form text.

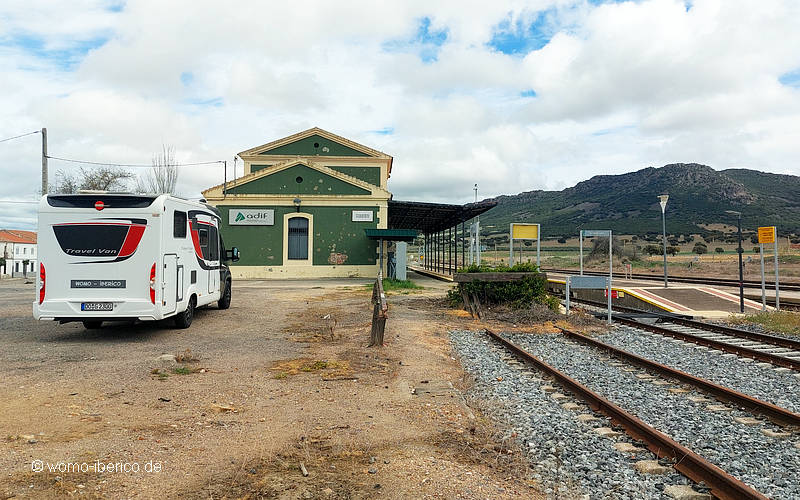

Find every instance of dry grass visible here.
[727,311,800,335]
[270,357,352,379]
[175,348,198,363]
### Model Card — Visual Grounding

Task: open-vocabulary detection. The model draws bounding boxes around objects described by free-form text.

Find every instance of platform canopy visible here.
[387,199,497,233]
[364,228,418,242]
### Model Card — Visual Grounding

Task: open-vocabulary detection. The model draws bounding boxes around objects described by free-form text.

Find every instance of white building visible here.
[0,230,38,278]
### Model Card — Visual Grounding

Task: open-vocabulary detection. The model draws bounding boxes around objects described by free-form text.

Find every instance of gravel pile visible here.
[504,330,800,499]
[450,329,689,499]
[597,326,800,413]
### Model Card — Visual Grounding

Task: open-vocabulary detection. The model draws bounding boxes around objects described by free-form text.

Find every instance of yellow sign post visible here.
[509,223,541,268]
[758,226,776,244]
[757,226,779,310]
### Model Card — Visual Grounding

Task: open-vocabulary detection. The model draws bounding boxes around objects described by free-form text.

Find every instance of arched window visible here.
[287,217,309,260]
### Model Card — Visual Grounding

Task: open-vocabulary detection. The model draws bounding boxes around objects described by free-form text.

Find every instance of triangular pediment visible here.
[202,159,390,199]
[238,127,391,159]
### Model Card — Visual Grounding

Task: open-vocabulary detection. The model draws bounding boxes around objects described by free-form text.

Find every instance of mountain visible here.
[480,164,800,238]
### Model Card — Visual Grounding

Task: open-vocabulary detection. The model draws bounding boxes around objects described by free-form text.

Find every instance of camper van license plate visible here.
[81,302,113,312]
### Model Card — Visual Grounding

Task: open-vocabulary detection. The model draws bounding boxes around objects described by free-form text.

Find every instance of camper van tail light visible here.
[149,263,156,304]
[38,263,46,304]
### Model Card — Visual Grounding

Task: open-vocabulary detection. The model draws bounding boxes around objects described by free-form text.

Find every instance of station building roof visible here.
[387,199,497,234]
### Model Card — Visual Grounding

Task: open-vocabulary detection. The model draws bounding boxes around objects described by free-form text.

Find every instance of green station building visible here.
[203,128,394,279]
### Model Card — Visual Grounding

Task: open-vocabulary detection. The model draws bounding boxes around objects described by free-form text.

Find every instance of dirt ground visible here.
[0,273,540,499]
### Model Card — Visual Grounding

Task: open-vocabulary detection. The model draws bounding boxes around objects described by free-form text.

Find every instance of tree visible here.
[644,244,661,256]
[715,247,724,254]
[693,242,708,255]
[589,236,624,260]
[666,246,679,256]
[138,145,178,194]
[557,237,567,244]
[51,167,134,193]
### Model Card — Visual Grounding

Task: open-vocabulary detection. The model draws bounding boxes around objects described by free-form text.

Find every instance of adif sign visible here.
[229,209,274,226]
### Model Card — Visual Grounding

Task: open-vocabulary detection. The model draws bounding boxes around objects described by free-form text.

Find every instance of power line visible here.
[0,131,40,144]
[46,155,224,168]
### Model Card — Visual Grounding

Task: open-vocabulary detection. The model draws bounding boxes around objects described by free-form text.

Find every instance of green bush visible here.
[455,264,556,310]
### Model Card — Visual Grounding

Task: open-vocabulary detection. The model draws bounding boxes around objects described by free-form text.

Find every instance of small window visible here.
[173,211,187,238]
[295,176,303,183]
[208,226,219,261]
[198,227,209,258]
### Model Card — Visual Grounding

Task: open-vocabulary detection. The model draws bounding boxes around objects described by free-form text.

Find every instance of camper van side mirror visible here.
[225,247,240,262]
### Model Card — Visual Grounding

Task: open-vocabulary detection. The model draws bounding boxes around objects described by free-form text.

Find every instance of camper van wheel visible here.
[174,297,195,329]
[218,280,231,310]
[83,321,102,329]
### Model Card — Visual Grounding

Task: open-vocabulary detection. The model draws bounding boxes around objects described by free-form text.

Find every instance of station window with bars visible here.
[287,217,309,260]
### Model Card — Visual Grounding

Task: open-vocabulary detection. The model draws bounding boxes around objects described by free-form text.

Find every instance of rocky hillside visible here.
[480,164,799,238]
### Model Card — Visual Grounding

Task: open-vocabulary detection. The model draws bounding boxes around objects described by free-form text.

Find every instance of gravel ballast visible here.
[597,326,800,413]
[450,329,690,499]
[502,330,800,499]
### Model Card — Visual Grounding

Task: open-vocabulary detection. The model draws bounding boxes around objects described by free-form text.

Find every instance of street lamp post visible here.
[658,195,669,288]
[725,210,745,313]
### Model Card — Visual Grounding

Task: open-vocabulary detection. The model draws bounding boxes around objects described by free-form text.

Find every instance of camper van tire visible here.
[218,280,232,310]
[83,321,102,330]
[174,296,195,329]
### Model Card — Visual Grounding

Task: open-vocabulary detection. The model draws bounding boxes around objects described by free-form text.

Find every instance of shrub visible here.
[456,264,556,310]
[715,247,724,254]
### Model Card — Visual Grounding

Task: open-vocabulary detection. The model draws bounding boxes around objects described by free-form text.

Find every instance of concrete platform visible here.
[625,286,770,318]
[407,266,789,319]
[547,275,776,319]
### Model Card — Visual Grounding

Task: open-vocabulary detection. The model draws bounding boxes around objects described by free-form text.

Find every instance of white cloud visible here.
[1,0,799,229]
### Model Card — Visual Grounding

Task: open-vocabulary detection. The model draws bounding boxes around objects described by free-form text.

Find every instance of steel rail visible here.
[484,329,768,500]
[558,328,800,426]
[664,317,800,352]
[613,317,800,371]
[571,297,800,351]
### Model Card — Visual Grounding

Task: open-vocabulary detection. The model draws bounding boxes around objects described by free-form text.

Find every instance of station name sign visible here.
[230,209,274,226]
[352,210,374,222]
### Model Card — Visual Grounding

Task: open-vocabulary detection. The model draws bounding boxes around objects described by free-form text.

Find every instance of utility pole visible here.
[473,184,480,265]
[658,195,669,287]
[41,127,48,195]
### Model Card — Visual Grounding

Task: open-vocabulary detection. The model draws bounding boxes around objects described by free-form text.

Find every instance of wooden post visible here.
[369,273,387,347]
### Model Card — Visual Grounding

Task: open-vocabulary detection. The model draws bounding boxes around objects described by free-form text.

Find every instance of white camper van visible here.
[33,193,239,329]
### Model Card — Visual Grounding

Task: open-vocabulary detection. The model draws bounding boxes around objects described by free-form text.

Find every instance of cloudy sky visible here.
[1,0,799,229]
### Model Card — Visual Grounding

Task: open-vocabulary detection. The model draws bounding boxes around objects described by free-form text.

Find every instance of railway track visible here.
[574,298,800,370]
[482,329,775,499]
[542,267,800,292]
